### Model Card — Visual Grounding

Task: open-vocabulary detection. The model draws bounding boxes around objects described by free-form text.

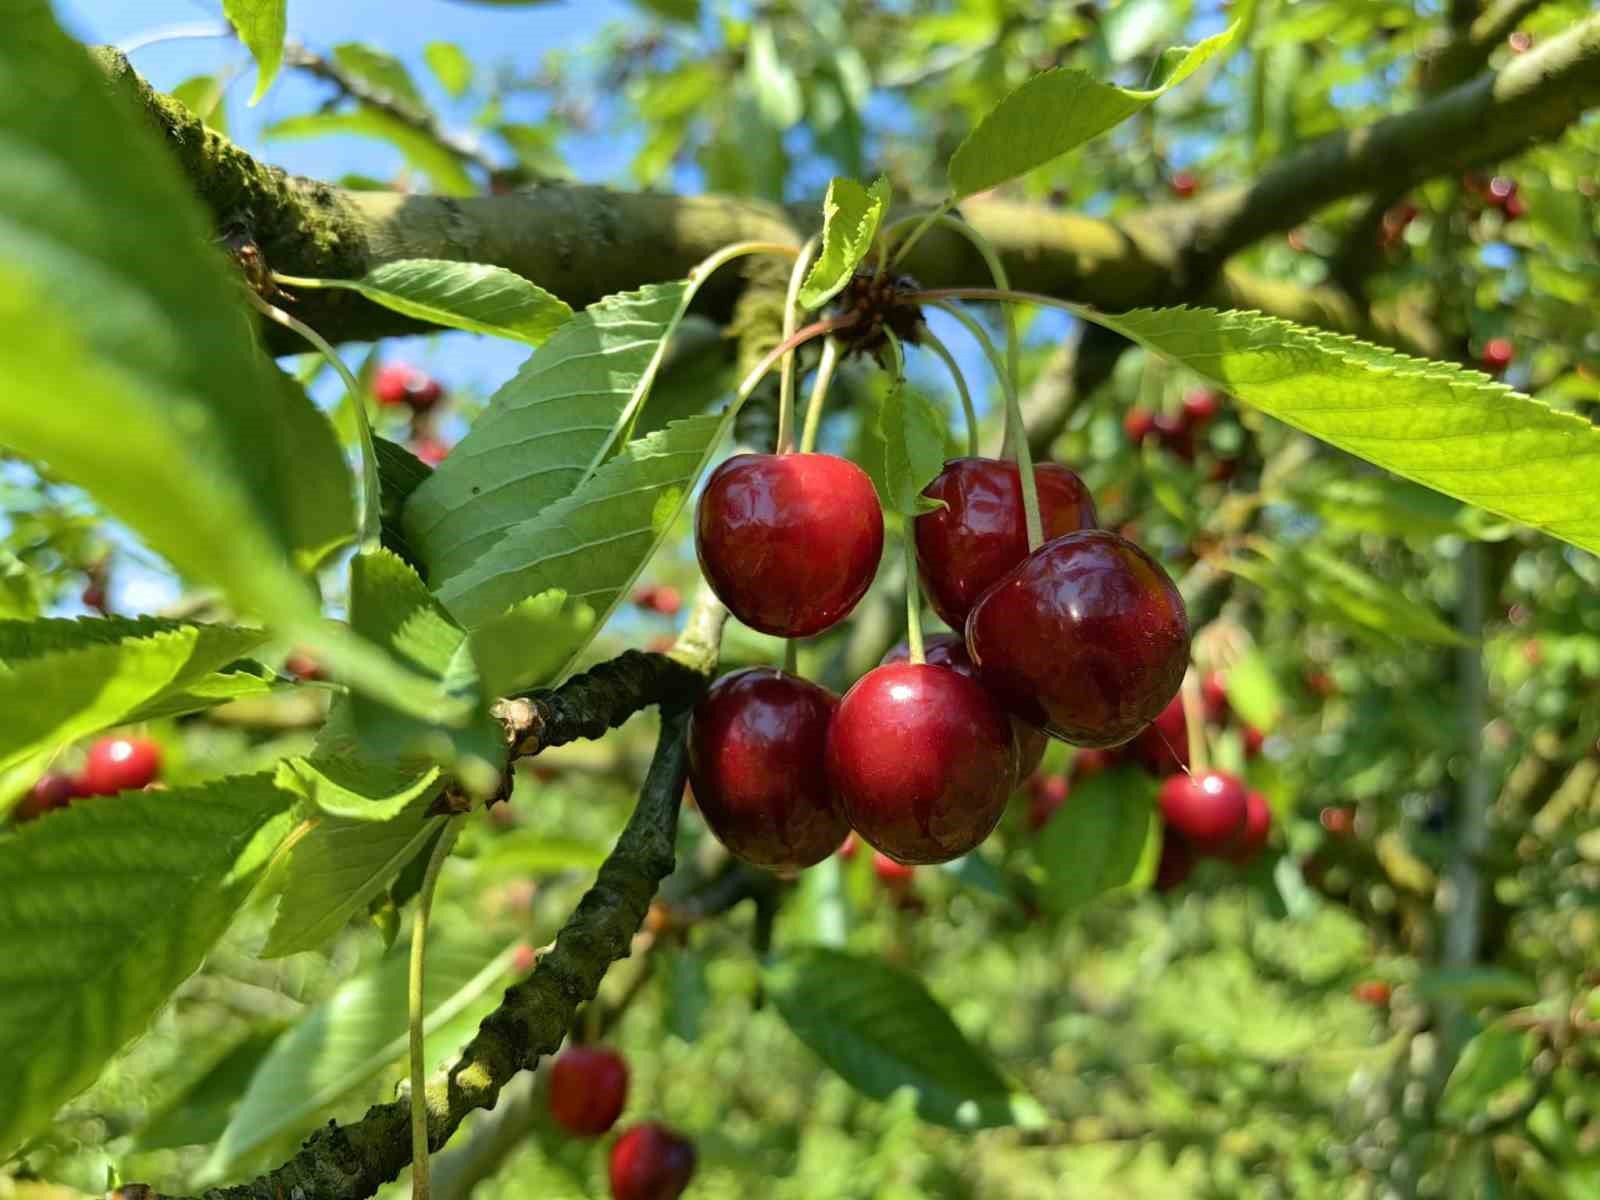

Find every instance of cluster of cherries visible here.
[686,450,1191,871]
[1121,388,1239,480]
[546,1044,694,1200]
[373,361,453,466]
[11,734,163,825]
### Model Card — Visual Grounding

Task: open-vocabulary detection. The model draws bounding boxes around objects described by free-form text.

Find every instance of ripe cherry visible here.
[11,772,76,824]
[79,736,161,796]
[284,652,322,682]
[1153,411,1194,460]
[966,531,1190,747]
[837,831,859,861]
[880,633,1047,779]
[1320,806,1356,837]
[687,668,847,871]
[1225,790,1272,865]
[632,585,682,617]
[1182,389,1221,425]
[1242,725,1266,758]
[913,457,1096,630]
[1352,980,1391,1007]
[1481,338,1514,373]
[1158,770,1249,855]
[548,1045,629,1137]
[373,363,444,412]
[1200,672,1230,721]
[1071,747,1117,779]
[1153,831,1194,892]
[1026,773,1069,832]
[609,1122,695,1200]
[1123,408,1157,446]
[1170,170,1199,199]
[696,453,883,637]
[412,436,450,466]
[827,662,1016,864]
[872,850,916,887]
[1125,695,1189,775]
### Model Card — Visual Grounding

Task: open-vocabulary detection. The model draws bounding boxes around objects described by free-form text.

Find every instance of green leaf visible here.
[634,0,699,21]
[798,176,891,309]
[1086,307,1600,558]
[747,25,804,128]
[206,937,517,1176]
[1439,1025,1536,1126]
[169,74,229,136]
[1413,967,1539,1008]
[0,776,294,1158]
[331,43,426,111]
[294,260,573,346]
[767,947,1044,1129]
[435,412,731,646]
[405,283,693,584]
[663,948,711,1043]
[468,589,598,698]
[947,24,1240,198]
[267,108,477,195]
[221,0,286,104]
[1222,648,1284,732]
[880,379,949,515]
[374,435,434,575]
[131,1028,285,1151]
[1033,768,1156,914]
[0,618,267,777]
[475,831,609,878]
[263,788,445,957]
[284,753,444,822]
[424,42,474,97]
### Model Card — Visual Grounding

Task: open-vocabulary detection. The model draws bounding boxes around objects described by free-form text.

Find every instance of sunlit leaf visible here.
[221,0,286,104]
[798,176,892,309]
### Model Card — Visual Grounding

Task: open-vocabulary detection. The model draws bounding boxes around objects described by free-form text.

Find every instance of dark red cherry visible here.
[872,850,916,886]
[1242,725,1266,758]
[11,772,76,824]
[1154,411,1194,460]
[1071,747,1119,779]
[1123,408,1157,446]
[1201,671,1230,721]
[1025,773,1069,832]
[373,363,444,412]
[880,634,1047,779]
[1320,806,1356,837]
[827,662,1016,865]
[609,1122,695,1200]
[913,457,1096,630]
[687,668,847,871]
[1158,769,1249,855]
[1226,789,1272,865]
[696,453,883,637]
[1182,389,1221,425]
[966,531,1190,747]
[1170,170,1199,199]
[1153,830,1194,892]
[548,1045,629,1137]
[79,736,161,796]
[1125,695,1189,775]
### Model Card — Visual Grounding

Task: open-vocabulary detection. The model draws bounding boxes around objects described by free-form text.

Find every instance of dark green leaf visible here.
[1438,1025,1536,1126]
[1033,768,1156,913]
[131,1029,285,1151]
[880,378,948,514]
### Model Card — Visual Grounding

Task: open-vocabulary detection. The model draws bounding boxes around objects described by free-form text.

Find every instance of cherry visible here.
[81,581,108,613]
[412,435,450,466]
[1025,773,1069,832]
[548,1045,629,1137]
[632,585,681,617]
[880,634,1047,778]
[11,772,76,824]
[966,531,1190,747]
[1486,176,1518,206]
[696,452,883,637]
[1182,389,1221,425]
[1071,747,1118,779]
[1200,672,1230,721]
[913,457,1096,630]
[1320,806,1356,837]
[284,652,323,681]
[1123,408,1157,446]
[837,831,859,860]
[609,1122,695,1200]
[1502,192,1527,221]
[1481,338,1514,373]
[1158,770,1248,855]
[1153,411,1194,460]
[686,668,847,871]
[510,942,539,974]
[1242,725,1265,758]
[1352,980,1391,1007]
[373,363,444,412]
[1225,790,1272,865]
[872,850,916,886]
[1153,831,1194,892]
[1170,170,1199,199]
[79,736,161,796]
[827,662,1016,864]
[1125,695,1189,775]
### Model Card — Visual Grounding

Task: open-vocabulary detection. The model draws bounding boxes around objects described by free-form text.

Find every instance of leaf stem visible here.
[919,329,979,456]
[247,292,381,552]
[798,337,842,454]
[409,816,464,1200]
[929,301,1043,550]
[776,239,820,454]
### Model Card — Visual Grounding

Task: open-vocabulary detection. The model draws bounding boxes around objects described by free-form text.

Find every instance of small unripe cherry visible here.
[548,1045,629,1137]
[11,772,76,824]
[79,736,161,796]
[610,1122,695,1200]
[1158,770,1249,855]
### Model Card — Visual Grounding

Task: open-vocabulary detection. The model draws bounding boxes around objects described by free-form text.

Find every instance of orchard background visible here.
[3,0,1600,1198]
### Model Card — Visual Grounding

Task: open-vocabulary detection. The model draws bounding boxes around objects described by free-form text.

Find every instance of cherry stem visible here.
[883,200,954,273]
[929,301,1044,551]
[1180,673,1209,774]
[904,529,925,666]
[247,291,381,553]
[408,815,464,1200]
[798,336,842,454]
[919,329,979,457]
[776,238,820,454]
[735,316,856,403]
[784,638,799,675]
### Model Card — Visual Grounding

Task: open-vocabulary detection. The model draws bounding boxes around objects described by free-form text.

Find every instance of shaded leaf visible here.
[1439,1025,1536,1126]
[1033,768,1156,914]
[131,1028,286,1151]
[880,379,948,514]
[468,589,597,698]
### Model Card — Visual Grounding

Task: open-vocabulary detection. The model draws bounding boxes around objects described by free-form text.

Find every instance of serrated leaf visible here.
[1223,648,1283,732]
[284,753,444,822]
[130,1028,285,1151]
[425,42,473,97]
[206,937,516,1175]
[297,260,573,346]
[267,108,477,195]
[374,435,434,574]
[468,589,597,698]
[1087,307,1600,557]
[798,176,892,309]
[0,618,267,776]
[948,23,1239,197]
[1439,1025,1536,1126]
[435,413,731,653]
[405,283,693,584]
[263,789,445,957]
[331,43,425,112]
[1033,768,1155,914]
[767,947,1043,1129]
[0,776,294,1157]
[121,661,280,724]
[222,0,286,104]
[880,379,948,514]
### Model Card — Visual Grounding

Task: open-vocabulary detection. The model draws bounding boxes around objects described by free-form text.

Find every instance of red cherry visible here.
[1182,389,1221,425]
[827,662,1016,865]
[80,736,161,796]
[695,453,883,637]
[1123,408,1157,446]
[1305,669,1336,698]
[510,942,539,973]
[1242,725,1266,758]
[686,668,847,871]
[913,457,1097,630]
[651,586,681,616]
[1481,338,1514,373]
[967,531,1190,747]
[409,377,445,411]
[1353,980,1391,1007]
[880,633,1048,779]
[1026,773,1069,832]
[81,582,108,613]
[1170,170,1199,199]
[373,364,414,406]
[1225,790,1272,864]
[412,436,450,466]
[284,652,323,681]
[609,1122,695,1200]
[1201,671,1230,722]
[1153,831,1194,892]
[1502,192,1527,221]
[837,831,859,861]
[548,1045,629,1137]
[11,772,76,824]
[1125,695,1189,775]
[872,850,916,886]
[1158,770,1249,855]
[1487,176,1517,206]
[1154,411,1194,460]
[1320,806,1356,837]
[1071,747,1118,779]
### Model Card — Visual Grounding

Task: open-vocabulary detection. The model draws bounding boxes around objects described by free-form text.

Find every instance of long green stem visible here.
[882,329,926,666]
[248,292,381,553]
[883,201,954,271]
[929,301,1043,550]
[919,329,979,456]
[776,238,820,454]
[798,337,842,454]
[409,817,464,1200]
[736,316,855,401]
